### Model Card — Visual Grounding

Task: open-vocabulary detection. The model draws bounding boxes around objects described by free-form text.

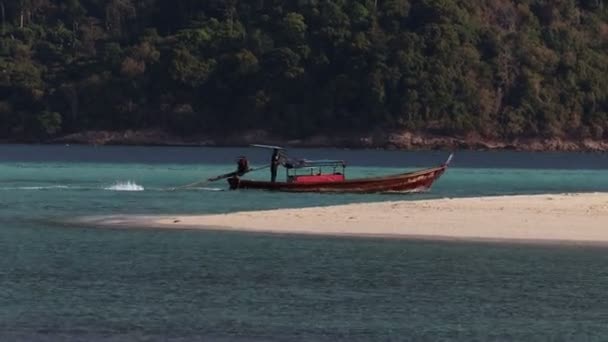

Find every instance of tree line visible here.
[1,0,607,141]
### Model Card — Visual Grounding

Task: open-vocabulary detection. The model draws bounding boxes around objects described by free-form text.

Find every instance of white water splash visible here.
[104,181,144,192]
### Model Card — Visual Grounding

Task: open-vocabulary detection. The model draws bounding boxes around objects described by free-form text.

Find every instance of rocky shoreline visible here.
[7,129,608,152]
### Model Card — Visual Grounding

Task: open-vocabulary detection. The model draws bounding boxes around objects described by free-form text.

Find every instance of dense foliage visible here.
[1,0,608,141]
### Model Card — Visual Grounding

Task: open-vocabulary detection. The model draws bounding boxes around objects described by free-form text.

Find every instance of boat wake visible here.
[0,182,221,192]
[190,187,224,192]
[0,185,72,191]
[104,181,144,192]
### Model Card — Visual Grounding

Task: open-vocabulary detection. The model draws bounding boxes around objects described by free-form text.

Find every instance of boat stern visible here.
[227,177,240,190]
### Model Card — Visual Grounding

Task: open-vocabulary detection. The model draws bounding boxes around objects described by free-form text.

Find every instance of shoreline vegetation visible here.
[2,2,608,148]
[6,129,606,152]
[83,193,608,245]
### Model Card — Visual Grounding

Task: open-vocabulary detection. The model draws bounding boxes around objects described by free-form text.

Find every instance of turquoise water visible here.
[1,145,608,340]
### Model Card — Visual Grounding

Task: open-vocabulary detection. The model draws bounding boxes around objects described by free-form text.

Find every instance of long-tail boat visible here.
[227,149,453,194]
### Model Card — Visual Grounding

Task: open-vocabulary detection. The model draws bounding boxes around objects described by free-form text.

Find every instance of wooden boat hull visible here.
[227,164,449,194]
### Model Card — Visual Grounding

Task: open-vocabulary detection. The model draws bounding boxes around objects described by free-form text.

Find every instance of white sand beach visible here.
[91,193,608,244]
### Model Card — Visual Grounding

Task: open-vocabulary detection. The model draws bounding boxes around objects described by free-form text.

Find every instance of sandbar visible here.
[83,193,608,245]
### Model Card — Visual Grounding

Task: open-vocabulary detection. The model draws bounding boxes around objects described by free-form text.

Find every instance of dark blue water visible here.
[2,144,608,169]
[1,145,608,341]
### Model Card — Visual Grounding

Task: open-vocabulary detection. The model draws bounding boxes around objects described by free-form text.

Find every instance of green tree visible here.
[169,48,215,87]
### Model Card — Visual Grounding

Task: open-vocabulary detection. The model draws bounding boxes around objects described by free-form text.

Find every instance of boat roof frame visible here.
[250,144,285,150]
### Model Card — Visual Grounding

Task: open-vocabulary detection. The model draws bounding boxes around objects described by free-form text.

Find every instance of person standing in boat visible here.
[270,148,281,183]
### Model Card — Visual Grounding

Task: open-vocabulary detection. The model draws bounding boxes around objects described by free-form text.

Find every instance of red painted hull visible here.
[227,163,449,194]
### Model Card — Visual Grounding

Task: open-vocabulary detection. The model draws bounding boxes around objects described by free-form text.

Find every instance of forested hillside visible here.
[1,0,608,144]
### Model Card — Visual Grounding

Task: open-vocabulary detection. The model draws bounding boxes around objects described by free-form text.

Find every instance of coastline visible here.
[5,129,607,152]
[82,193,608,245]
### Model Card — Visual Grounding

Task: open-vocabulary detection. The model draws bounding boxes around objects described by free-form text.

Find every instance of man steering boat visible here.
[270,148,281,183]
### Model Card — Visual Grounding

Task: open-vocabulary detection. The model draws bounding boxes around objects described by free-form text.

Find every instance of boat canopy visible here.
[282,158,346,169]
[250,144,285,150]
